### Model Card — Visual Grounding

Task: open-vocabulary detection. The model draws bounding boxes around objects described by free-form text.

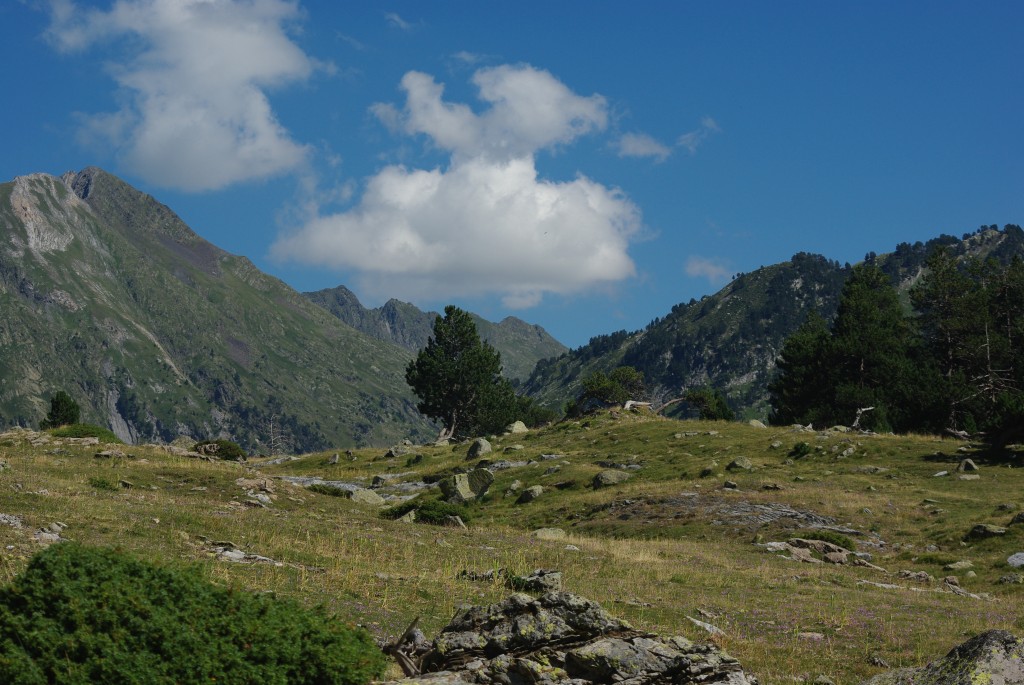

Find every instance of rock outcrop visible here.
[862,630,1024,685]
[381,592,756,685]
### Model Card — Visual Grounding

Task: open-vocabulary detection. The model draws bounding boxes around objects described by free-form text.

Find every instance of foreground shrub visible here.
[49,423,122,443]
[194,438,248,461]
[381,497,472,525]
[0,543,386,684]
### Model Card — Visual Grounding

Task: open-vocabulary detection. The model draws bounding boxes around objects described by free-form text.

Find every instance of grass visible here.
[1,412,1022,684]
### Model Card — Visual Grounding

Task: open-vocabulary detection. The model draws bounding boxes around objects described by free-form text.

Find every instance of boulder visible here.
[381,592,757,685]
[965,523,1007,540]
[440,469,494,504]
[593,469,631,488]
[748,419,767,429]
[344,488,385,506]
[516,485,544,504]
[1008,553,1024,568]
[466,438,492,459]
[726,456,753,471]
[1009,512,1024,526]
[862,630,1024,685]
[506,421,529,434]
[956,458,978,472]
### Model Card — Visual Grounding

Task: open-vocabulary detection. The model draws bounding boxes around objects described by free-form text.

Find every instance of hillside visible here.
[2,412,1021,683]
[524,225,1024,418]
[304,285,567,381]
[0,168,430,451]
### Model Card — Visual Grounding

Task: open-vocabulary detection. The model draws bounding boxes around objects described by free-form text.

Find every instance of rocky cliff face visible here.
[0,168,429,450]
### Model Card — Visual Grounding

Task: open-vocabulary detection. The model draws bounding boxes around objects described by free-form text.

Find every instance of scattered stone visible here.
[862,630,1024,685]
[379,592,756,685]
[33,521,68,544]
[1009,512,1024,526]
[1007,553,1024,568]
[328,454,340,465]
[532,528,567,540]
[466,438,492,459]
[726,456,753,471]
[440,469,495,504]
[748,420,767,429]
[944,560,973,571]
[965,524,1007,540]
[0,513,24,529]
[516,485,544,504]
[933,471,949,477]
[957,458,979,472]
[998,573,1023,584]
[769,441,783,449]
[897,570,934,583]
[723,480,739,490]
[762,483,782,491]
[345,488,386,506]
[503,444,524,453]
[958,474,981,481]
[506,421,529,434]
[565,545,580,551]
[592,469,631,488]
[397,510,416,523]
[508,569,562,593]
[813,676,835,685]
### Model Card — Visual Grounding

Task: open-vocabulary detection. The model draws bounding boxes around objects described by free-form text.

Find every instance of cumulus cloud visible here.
[43,0,321,191]
[677,116,721,154]
[273,64,641,308]
[615,132,671,162]
[685,256,731,284]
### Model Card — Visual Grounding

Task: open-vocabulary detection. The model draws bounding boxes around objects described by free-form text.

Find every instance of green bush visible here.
[39,391,79,430]
[789,441,812,459]
[50,423,122,443]
[87,476,119,491]
[381,497,472,525]
[195,439,248,461]
[0,543,386,684]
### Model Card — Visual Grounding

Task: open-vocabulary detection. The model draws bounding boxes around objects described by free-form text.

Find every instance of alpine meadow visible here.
[2,2,1024,684]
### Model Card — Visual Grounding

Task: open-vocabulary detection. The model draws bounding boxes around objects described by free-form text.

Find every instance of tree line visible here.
[769,249,1024,444]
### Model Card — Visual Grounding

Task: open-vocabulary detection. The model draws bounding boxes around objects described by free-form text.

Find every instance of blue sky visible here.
[2,1,1022,348]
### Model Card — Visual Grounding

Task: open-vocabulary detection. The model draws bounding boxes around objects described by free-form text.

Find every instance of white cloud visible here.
[44,0,321,191]
[615,132,671,162]
[685,256,731,284]
[677,116,721,154]
[273,65,640,308]
[385,11,413,31]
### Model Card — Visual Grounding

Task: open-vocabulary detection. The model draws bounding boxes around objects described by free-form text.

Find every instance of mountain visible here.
[0,167,433,451]
[523,224,1024,418]
[304,286,567,381]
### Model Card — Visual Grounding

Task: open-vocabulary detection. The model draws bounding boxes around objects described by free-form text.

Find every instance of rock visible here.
[381,592,757,685]
[861,630,1024,685]
[958,474,981,481]
[748,419,767,429]
[592,469,631,488]
[440,469,495,504]
[933,470,949,477]
[516,485,544,504]
[944,560,973,571]
[532,528,567,540]
[1008,553,1024,568]
[507,569,562,593]
[769,440,783,449]
[998,573,1023,584]
[344,488,386,506]
[965,524,1007,540]
[723,480,739,490]
[466,438,492,459]
[1009,512,1024,526]
[686,615,725,636]
[957,458,978,472]
[726,456,753,471]
[506,421,529,434]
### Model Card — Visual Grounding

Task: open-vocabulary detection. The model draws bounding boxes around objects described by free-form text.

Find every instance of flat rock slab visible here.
[862,630,1024,685]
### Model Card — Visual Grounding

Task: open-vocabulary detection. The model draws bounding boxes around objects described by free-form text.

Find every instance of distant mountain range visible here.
[0,168,564,451]
[523,225,1024,418]
[303,286,566,382]
[3,166,1019,447]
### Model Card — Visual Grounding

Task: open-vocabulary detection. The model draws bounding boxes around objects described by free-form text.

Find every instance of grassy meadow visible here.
[1,411,1022,684]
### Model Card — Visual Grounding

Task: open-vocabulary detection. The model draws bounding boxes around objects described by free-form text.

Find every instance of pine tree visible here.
[40,391,80,430]
[405,306,510,440]
[768,312,833,427]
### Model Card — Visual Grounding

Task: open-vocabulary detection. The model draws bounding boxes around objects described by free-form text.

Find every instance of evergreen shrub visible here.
[0,543,387,685]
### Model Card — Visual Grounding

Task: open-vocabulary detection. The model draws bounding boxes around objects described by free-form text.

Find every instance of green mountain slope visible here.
[0,168,430,450]
[524,225,1024,418]
[304,286,567,381]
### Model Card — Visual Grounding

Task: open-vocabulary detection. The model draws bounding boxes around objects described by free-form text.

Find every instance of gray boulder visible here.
[466,438,492,459]
[726,456,753,471]
[593,469,631,488]
[516,485,544,504]
[506,421,529,434]
[965,523,1007,540]
[380,592,756,685]
[440,469,494,504]
[344,488,385,506]
[862,630,1024,685]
